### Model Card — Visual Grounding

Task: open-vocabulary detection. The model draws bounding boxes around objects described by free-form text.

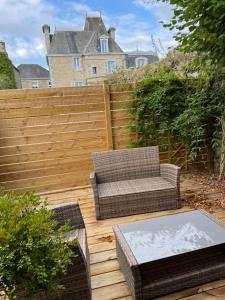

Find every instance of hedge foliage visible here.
[0,53,16,90]
[130,66,225,167]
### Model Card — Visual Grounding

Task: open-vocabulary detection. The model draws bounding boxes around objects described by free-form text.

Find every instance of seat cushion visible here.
[98,177,175,198]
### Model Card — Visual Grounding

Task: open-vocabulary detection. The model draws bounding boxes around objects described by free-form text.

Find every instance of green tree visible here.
[143,0,225,67]
[140,0,225,177]
[0,53,16,90]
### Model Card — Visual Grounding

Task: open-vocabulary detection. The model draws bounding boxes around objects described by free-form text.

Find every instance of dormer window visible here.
[100,36,109,53]
[135,57,147,68]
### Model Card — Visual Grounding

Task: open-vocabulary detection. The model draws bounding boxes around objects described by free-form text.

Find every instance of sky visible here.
[0,0,176,68]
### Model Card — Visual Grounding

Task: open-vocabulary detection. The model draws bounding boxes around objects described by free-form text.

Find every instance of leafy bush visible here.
[130,66,225,175]
[0,53,16,90]
[0,191,75,299]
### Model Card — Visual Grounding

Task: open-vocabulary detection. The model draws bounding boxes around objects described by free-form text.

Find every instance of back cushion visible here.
[92,146,160,183]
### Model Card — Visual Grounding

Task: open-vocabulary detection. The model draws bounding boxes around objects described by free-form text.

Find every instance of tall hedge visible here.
[0,53,16,90]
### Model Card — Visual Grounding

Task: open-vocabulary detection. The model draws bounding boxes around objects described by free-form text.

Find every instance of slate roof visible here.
[17,64,49,79]
[125,51,159,68]
[48,17,123,55]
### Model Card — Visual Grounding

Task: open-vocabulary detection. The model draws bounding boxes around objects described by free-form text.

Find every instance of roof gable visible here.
[17,64,49,79]
[84,17,107,35]
[47,16,124,55]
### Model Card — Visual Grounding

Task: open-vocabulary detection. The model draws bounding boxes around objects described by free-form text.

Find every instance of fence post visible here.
[103,80,113,149]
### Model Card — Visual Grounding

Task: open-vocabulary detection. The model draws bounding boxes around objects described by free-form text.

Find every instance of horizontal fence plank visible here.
[0,128,106,147]
[111,100,132,110]
[1,170,91,193]
[0,143,107,165]
[0,102,104,118]
[0,85,103,100]
[0,120,105,138]
[0,154,92,174]
[0,134,106,156]
[1,94,104,109]
[111,109,130,120]
[0,158,92,182]
[0,111,105,128]
[110,92,134,102]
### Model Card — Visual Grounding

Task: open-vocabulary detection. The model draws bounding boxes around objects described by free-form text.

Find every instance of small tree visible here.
[0,53,16,90]
[0,191,75,299]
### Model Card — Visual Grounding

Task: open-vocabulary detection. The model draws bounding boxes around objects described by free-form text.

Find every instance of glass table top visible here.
[119,210,225,264]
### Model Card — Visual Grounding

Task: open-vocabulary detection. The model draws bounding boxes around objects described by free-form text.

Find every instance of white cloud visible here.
[71,3,100,16]
[132,0,177,53]
[133,0,173,22]
[0,0,177,64]
[7,38,45,59]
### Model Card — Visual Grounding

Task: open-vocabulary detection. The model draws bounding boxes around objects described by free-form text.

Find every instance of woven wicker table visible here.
[113,210,225,300]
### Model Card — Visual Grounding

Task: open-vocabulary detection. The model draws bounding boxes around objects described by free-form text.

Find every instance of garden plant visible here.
[0,191,75,299]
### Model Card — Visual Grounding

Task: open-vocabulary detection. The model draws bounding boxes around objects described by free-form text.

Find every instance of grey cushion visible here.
[98,177,175,198]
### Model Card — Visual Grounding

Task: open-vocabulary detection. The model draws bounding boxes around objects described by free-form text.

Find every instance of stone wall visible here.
[21,79,50,89]
[48,53,126,87]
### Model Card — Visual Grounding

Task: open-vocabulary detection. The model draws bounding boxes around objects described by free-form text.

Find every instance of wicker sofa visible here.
[16,203,91,300]
[90,146,181,220]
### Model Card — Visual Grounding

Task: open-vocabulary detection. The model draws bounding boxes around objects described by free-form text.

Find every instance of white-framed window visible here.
[105,61,116,74]
[71,81,83,87]
[32,81,38,89]
[73,57,81,71]
[135,57,147,68]
[92,66,97,75]
[100,37,109,53]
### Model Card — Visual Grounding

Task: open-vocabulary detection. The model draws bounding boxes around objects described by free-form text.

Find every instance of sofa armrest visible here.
[50,203,85,230]
[160,163,180,187]
[90,171,101,219]
[90,171,99,198]
[77,228,89,264]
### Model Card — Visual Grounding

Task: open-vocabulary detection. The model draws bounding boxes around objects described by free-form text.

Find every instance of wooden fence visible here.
[0,83,210,193]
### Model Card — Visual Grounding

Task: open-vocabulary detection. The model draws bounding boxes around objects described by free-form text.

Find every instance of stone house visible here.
[42,16,126,87]
[17,64,50,89]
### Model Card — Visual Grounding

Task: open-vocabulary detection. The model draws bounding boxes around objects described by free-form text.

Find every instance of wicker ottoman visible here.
[113,210,225,300]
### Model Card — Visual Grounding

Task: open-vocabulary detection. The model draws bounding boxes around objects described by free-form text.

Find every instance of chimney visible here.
[0,41,7,54]
[42,24,51,54]
[108,27,116,40]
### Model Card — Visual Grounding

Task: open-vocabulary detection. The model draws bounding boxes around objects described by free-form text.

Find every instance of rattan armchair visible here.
[91,146,181,220]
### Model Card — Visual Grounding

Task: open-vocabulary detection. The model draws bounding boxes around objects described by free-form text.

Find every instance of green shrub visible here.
[0,191,75,299]
[130,66,225,171]
[0,53,16,90]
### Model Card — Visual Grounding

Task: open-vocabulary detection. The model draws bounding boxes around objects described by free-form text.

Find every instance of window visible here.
[73,57,81,71]
[136,57,147,68]
[100,38,109,53]
[32,81,38,89]
[105,61,116,74]
[48,81,52,88]
[71,81,83,87]
[92,66,97,75]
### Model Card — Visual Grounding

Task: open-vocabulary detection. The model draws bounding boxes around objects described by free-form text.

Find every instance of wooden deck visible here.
[42,175,225,300]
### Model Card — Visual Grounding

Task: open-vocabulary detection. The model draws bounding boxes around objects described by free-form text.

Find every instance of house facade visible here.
[43,16,126,87]
[17,64,50,89]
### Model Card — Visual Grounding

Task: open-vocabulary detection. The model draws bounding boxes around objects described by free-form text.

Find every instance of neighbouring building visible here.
[17,64,50,89]
[42,16,126,87]
[125,50,158,68]
[0,41,22,89]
